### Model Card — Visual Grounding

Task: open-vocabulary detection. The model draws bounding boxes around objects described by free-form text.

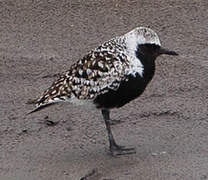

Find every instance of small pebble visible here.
[151,151,167,156]
[80,168,98,180]
[44,120,59,127]
[66,127,72,131]
[22,129,28,133]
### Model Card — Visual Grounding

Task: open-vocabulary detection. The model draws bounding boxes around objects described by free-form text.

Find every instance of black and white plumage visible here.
[30,27,178,156]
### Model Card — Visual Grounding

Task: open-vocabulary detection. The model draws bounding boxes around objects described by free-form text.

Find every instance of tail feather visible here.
[27,102,56,115]
[28,76,70,115]
[28,93,68,115]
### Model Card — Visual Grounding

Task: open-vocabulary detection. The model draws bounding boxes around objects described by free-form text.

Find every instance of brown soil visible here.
[0,0,208,179]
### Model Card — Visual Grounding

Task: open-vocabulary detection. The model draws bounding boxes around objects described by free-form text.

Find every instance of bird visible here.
[29,27,178,156]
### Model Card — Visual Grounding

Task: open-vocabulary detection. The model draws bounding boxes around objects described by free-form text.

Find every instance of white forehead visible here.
[125,27,161,46]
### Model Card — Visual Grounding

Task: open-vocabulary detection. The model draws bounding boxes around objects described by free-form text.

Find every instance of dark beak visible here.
[159,47,178,56]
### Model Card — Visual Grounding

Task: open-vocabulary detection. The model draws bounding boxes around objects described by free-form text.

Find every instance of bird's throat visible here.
[135,51,156,82]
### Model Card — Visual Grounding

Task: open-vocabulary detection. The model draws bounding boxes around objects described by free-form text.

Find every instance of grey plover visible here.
[29,27,178,156]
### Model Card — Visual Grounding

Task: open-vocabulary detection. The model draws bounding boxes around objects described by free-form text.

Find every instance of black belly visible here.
[94,74,152,109]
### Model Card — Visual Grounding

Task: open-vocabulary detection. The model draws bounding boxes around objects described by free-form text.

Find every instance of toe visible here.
[110,146,136,156]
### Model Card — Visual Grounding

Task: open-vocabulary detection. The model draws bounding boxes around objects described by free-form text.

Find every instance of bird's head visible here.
[125,27,178,59]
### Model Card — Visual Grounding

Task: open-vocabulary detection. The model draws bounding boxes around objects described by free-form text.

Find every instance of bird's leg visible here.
[101,109,123,125]
[101,109,136,156]
[108,119,123,126]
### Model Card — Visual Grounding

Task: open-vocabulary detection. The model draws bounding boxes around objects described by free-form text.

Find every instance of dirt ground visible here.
[0,0,208,179]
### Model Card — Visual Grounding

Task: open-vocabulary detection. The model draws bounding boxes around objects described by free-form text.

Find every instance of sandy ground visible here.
[0,0,208,179]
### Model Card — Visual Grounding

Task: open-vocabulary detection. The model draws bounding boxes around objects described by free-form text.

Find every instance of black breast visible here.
[94,45,157,109]
[94,73,149,109]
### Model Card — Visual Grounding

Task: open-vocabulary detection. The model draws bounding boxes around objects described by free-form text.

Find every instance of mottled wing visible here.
[33,46,129,112]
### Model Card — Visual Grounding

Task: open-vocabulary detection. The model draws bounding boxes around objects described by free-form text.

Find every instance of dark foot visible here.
[110,144,136,156]
[108,119,124,126]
